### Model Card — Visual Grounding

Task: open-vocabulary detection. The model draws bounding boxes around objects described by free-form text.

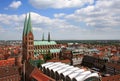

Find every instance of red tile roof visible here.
[101,74,120,81]
[110,56,119,61]
[30,67,55,81]
[0,58,15,66]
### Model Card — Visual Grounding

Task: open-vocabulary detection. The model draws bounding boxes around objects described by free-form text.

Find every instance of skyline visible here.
[0,0,120,40]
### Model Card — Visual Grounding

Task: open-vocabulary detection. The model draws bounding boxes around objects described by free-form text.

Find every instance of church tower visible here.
[42,33,44,41]
[48,32,51,42]
[22,13,34,62]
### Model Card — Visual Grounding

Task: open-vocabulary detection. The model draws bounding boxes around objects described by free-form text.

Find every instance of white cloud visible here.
[0,12,83,40]
[0,14,24,26]
[65,0,120,29]
[28,12,78,31]
[29,0,94,9]
[1,1,120,40]
[33,27,42,31]
[0,26,5,32]
[9,1,22,9]
[54,13,66,18]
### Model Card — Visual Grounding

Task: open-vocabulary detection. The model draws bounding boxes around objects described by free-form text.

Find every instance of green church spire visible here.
[42,33,44,41]
[26,13,32,35]
[23,15,27,36]
[48,32,50,42]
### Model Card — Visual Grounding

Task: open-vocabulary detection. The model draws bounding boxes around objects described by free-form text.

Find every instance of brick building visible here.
[0,66,20,81]
[105,62,120,75]
[22,13,61,64]
[81,55,107,72]
[60,48,84,65]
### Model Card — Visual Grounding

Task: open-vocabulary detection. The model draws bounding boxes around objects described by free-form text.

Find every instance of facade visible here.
[22,14,34,61]
[105,62,120,75]
[0,66,20,81]
[34,40,61,60]
[81,55,107,71]
[60,47,84,65]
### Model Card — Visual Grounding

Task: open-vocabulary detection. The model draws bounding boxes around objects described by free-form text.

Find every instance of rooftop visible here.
[34,40,57,46]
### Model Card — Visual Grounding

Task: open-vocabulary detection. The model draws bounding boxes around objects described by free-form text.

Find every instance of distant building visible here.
[60,47,84,65]
[81,55,107,72]
[105,62,120,75]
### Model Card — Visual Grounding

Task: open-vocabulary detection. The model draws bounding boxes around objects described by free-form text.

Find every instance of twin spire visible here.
[23,13,51,41]
[42,32,51,42]
[23,13,33,36]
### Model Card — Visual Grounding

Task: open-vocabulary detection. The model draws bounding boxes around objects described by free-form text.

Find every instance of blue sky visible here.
[0,0,120,40]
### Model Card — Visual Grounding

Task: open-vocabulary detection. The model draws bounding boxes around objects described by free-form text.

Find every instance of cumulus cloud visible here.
[0,12,80,35]
[28,12,79,31]
[0,12,87,39]
[65,0,120,29]
[9,1,22,9]
[54,13,66,18]
[0,26,5,32]
[29,0,94,9]
[33,27,42,31]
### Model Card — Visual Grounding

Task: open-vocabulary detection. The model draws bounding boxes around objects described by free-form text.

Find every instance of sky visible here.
[0,0,120,40]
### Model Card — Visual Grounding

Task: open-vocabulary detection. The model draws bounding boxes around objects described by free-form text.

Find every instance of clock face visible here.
[84,77,101,81]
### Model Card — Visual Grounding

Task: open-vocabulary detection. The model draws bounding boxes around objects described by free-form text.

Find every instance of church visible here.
[22,13,61,66]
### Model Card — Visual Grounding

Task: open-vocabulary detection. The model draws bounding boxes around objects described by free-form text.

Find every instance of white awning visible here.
[52,64,69,72]
[83,73,99,81]
[41,62,53,67]
[68,69,85,79]
[73,71,91,81]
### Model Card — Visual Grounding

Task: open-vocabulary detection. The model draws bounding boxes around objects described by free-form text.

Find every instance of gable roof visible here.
[30,67,55,81]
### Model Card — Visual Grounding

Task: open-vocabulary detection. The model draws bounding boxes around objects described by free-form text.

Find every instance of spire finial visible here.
[48,32,50,42]
[23,14,27,36]
[42,33,44,41]
[26,12,33,35]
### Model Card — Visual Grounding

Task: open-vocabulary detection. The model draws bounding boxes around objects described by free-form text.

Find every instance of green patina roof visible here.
[23,15,27,36]
[34,48,60,54]
[34,40,57,45]
[26,13,33,35]
[50,49,60,53]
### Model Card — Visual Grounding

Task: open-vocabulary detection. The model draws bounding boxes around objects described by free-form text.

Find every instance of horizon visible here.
[0,0,120,40]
